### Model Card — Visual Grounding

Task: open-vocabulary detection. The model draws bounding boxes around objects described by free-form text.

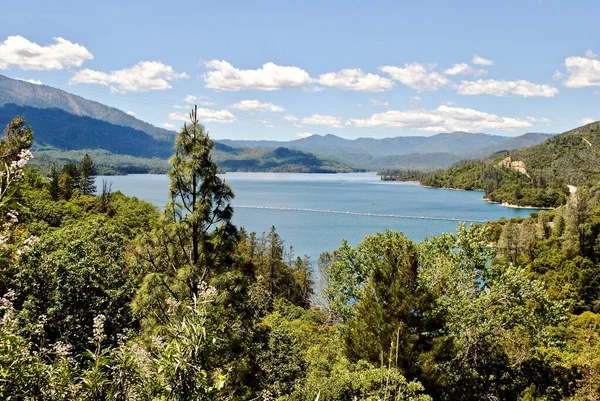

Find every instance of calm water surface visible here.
[97,172,539,263]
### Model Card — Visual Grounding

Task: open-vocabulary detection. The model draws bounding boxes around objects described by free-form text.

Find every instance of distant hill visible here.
[218,131,554,170]
[0,74,175,141]
[0,104,172,158]
[394,122,600,208]
[213,146,359,173]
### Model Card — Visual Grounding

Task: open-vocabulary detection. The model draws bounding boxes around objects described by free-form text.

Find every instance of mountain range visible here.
[0,74,556,173]
[217,132,554,170]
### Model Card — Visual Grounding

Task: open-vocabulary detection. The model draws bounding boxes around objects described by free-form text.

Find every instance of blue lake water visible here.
[97,172,539,263]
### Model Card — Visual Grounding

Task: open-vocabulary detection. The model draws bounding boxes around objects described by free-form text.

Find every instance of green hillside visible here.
[386,122,600,208]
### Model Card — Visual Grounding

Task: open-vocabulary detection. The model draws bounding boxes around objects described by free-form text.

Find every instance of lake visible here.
[97,172,539,263]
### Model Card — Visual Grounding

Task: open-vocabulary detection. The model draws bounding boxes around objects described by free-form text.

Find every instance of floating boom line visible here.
[232,205,487,223]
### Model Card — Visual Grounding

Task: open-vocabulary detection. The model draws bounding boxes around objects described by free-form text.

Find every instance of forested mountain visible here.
[0,74,175,140]
[214,146,359,173]
[218,131,554,169]
[0,104,172,158]
[387,121,600,207]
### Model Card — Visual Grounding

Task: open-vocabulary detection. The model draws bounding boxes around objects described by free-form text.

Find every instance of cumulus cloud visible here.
[563,52,600,88]
[472,55,495,66]
[162,122,176,129]
[380,63,449,91]
[369,99,389,107]
[348,105,532,132]
[301,114,342,128]
[169,108,236,124]
[126,111,135,116]
[526,116,552,123]
[0,35,93,71]
[444,63,486,77]
[231,100,285,112]
[581,118,596,125]
[71,61,188,93]
[283,114,302,127]
[457,79,559,97]
[18,78,42,85]
[185,95,197,104]
[317,68,393,92]
[203,60,312,91]
[296,132,313,138]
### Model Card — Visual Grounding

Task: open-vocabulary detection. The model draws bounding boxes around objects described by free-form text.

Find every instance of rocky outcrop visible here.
[498,156,529,177]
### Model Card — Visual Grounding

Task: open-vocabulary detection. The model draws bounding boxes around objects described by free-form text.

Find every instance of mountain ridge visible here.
[0,74,175,140]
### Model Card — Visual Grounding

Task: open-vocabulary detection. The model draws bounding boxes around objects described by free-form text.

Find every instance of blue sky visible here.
[0,0,598,140]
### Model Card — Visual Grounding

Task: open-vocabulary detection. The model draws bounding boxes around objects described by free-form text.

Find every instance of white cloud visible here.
[169,108,236,124]
[296,132,313,138]
[348,105,532,132]
[0,35,93,71]
[185,95,197,104]
[369,99,389,107]
[283,114,302,127]
[283,114,299,122]
[380,63,450,91]
[203,60,312,91]
[71,61,188,93]
[231,99,285,112]
[444,63,486,77]
[552,70,564,80]
[457,79,559,97]
[18,78,42,85]
[526,116,552,123]
[126,110,135,116]
[581,118,596,125]
[317,68,393,92]
[472,55,495,66]
[301,114,342,128]
[162,122,176,129]
[585,50,598,60]
[563,53,600,88]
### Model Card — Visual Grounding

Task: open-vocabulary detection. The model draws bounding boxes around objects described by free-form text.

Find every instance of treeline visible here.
[1,109,599,400]
[33,149,171,175]
[378,169,438,182]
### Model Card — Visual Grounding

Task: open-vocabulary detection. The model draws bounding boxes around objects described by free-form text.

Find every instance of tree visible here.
[79,153,97,195]
[48,164,60,201]
[0,116,33,210]
[134,106,237,319]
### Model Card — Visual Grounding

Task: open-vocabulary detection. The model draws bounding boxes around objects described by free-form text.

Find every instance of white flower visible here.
[93,314,106,343]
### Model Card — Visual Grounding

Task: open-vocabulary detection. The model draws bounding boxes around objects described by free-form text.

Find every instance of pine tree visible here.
[61,162,79,190]
[135,106,237,311]
[79,153,96,195]
[49,164,60,201]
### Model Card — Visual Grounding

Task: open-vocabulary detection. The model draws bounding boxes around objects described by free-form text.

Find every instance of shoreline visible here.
[388,179,552,210]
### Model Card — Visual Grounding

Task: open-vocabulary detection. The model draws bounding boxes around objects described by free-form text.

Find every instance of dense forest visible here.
[381,122,600,208]
[1,108,600,400]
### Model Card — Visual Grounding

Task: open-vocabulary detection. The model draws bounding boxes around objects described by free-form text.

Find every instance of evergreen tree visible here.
[48,164,60,201]
[79,153,96,195]
[134,106,237,313]
[61,162,79,190]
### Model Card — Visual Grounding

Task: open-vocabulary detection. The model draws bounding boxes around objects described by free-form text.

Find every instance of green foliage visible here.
[382,123,600,207]
[79,153,96,195]
[3,113,600,400]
